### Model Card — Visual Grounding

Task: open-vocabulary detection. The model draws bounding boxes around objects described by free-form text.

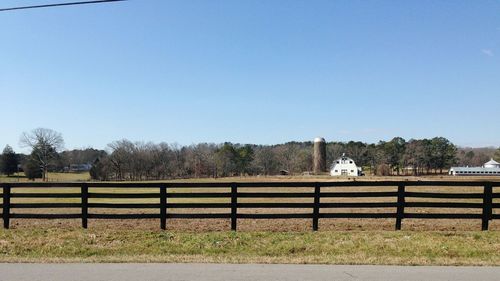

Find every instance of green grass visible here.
[0,229,498,265]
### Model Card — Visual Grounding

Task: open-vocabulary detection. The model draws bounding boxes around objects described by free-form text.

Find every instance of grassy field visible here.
[2,171,500,183]
[0,173,499,265]
[0,172,90,182]
[1,174,499,232]
[0,228,498,265]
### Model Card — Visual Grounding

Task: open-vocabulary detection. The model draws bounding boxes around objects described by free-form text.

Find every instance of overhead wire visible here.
[0,0,126,12]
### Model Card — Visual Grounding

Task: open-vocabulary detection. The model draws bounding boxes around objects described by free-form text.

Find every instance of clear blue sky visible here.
[1,0,499,152]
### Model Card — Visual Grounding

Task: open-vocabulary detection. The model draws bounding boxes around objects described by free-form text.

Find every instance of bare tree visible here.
[20,128,64,181]
[253,146,278,175]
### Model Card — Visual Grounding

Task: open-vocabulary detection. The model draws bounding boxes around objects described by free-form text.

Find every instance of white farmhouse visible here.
[449,159,500,176]
[330,154,363,176]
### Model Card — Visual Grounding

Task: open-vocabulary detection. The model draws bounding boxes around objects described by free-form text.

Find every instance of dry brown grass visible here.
[2,171,500,183]
[0,227,498,265]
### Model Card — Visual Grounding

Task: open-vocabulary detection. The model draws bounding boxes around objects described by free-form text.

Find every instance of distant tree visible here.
[183,143,217,178]
[430,137,457,174]
[375,164,391,176]
[403,139,427,176]
[275,142,311,174]
[364,144,378,175]
[20,128,64,181]
[152,142,176,179]
[296,148,313,173]
[236,145,254,175]
[196,143,217,178]
[107,139,135,180]
[344,141,368,166]
[456,149,491,167]
[23,153,43,180]
[89,158,108,180]
[463,151,475,166]
[495,148,500,162]
[0,145,19,176]
[253,146,278,175]
[215,143,238,177]
[381,137,406,175]
[326,142,345,167]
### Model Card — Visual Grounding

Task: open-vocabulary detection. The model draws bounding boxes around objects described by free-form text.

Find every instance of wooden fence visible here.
[1,181,499,230]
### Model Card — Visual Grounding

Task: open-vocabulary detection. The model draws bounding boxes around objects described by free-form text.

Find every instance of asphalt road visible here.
[0,264,498,281]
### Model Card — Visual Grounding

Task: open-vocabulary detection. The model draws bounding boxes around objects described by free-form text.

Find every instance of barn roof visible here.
[485,159,500,166]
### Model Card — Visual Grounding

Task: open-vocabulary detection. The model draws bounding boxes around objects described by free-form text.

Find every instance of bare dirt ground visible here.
[8,216,500,232]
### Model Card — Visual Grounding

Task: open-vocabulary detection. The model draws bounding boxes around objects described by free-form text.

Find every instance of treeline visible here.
[88,137,498,181]
[0,145,107,179]
[2,129,500,181]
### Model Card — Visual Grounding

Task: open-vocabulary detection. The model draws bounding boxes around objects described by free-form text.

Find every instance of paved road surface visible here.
[0,264,498,281]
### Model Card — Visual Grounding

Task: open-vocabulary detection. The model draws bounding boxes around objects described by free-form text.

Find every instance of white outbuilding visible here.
[449,159,500,176]
[330,154,363,176]
[484,159,500,169]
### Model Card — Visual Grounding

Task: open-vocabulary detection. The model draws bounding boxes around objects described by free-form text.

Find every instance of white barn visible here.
[449,159,500,176]
[484,159,500,169]
[330,154,363,176]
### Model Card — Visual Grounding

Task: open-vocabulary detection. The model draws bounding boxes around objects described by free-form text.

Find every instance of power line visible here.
[0,0,126,12]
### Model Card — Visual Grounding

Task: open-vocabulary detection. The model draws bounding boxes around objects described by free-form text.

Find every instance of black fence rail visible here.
[0,181,499,231]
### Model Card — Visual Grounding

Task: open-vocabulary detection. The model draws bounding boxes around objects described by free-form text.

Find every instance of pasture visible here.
[1,177,499,232]
[0,177,499,265]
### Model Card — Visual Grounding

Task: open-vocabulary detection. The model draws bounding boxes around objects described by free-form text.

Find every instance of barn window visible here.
[349,161,353,164]
[350,170,354,173]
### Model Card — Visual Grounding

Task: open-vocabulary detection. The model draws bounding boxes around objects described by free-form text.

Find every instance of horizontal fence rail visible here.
[0,181,499,231]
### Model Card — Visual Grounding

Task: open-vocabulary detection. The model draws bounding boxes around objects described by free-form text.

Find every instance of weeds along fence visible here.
[0,181,499,231]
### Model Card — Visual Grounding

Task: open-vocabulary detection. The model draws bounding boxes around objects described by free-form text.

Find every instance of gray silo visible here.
[313,137,326,174]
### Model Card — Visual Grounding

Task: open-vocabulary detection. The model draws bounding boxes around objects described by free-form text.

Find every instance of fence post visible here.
[81,183,88,229]
[3,184,10,229]
[482,183,493,231]
[312,183,321,231]
[231,183,237,231]
[395,184,405,230]
[160,184,167,230]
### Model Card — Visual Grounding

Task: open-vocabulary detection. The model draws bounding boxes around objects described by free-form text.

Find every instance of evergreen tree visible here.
[494,148,500,162]
[24,153,43,180]
[0,145,19,176]
[430,137,457,174]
